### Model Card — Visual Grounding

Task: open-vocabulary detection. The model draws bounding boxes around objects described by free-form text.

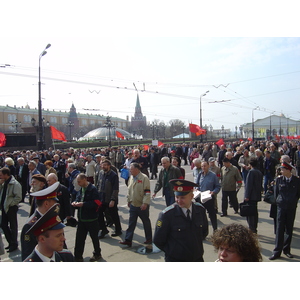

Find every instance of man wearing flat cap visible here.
[153,179,208,262]
[23,203,74,262]
[269,161,300,260]
[21,181,60,261]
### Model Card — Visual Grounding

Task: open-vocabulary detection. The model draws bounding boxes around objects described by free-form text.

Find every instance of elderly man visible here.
[0,167,22,253]
[220,157,243,217]
[196,161,221,232]
[153,156,183,206]
[85,155,96,184]
[154,179,208,262]
[192,158,202,184]
[16,157,29,202]
[47,173,72,224]
[27,160,40,205]
[119,163,152,247]
[132,148,149,177]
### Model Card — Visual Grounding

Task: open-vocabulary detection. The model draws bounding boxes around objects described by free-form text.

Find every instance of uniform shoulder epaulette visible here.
[162,204,175,214]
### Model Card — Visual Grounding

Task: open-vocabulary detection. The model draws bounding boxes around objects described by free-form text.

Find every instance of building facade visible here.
[0,104,130,139]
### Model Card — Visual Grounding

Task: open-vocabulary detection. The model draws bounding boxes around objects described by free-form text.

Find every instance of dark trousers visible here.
[125,204,152,242]
[74,220,101,259]
[198,195,218,231]
[222,190,239,214]
[246,201,258,233]
[264,172,274,193]
[273,207,297,256]
[98,203,122,233]
[1,205,18,248]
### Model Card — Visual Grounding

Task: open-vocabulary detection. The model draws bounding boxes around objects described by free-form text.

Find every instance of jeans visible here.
[264,172,274,193]
[125,204,152,242]
[164,188,175,207]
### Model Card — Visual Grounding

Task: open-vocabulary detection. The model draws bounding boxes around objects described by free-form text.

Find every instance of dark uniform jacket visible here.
[153,202,208,262]
[21,210,42,261]
[24,249,74,262]
[74,183,101,222]
[275,175,300,210]
[56,183,72,220]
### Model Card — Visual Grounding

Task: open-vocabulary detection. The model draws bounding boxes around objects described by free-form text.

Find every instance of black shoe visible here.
[7,246,18,253]
[99,229,109,239]
[269,254,280,260]
[284,252,294,258]
[5,245,10,250]
[220,213,227,217]
[111,231,122,237]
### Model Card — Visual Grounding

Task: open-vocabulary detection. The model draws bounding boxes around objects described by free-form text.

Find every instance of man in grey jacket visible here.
[152,157,183,206]
[0,167,22,252]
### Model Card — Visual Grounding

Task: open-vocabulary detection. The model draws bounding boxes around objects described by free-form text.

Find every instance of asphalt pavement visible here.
[1,164,300,262]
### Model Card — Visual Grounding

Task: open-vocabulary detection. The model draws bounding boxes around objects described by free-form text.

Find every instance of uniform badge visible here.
[156,220,162,227]
[24,235,30,242]
[177,187,183,192]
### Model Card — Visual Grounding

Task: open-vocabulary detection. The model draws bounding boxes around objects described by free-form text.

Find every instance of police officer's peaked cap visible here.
[25,203,65,236]
[30,181,60,201]
[169,179,198,196]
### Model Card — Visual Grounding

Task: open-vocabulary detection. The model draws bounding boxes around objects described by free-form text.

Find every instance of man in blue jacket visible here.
[196,161,221,232]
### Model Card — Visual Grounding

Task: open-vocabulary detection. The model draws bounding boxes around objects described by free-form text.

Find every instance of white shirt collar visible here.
[35,246,56,262]
[181,204,192,217]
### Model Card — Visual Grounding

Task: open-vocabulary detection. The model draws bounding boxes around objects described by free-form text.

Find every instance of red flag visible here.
[116,131,125,139]
[216,138,224,147]
[143,145,149,151]
[189,123,206,136]
[50,126,67,142]
[158,141,164,147]
[247,137,253,142]
[0,132,6,147]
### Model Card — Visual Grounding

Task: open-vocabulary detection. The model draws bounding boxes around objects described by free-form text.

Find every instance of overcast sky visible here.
[1,1,299,132]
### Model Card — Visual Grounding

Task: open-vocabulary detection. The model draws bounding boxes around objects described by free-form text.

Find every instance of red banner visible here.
[116,131,125,139]
[50,126,67,142]
[0,132,6,147]
[216,138,224,147]
[189,123,206,136]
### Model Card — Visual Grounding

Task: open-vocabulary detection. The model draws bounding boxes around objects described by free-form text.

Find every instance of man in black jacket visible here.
[16,157,29,202]
[263,150,277,194]
[244,158,263,233]
[72,173,102,262]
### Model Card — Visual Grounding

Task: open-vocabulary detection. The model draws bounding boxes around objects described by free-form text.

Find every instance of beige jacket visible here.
[127,171,151,207]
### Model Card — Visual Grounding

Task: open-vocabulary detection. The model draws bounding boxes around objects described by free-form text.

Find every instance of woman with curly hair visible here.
[211,223,262,262]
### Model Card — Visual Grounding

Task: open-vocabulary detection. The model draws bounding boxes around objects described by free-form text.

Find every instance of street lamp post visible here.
[181,125,185,143]
[12,119,21,133]
[38,43,51,150]
[252,106,259,142]
[221,125,224,138]
[104,116,114,147]
[199,90,209,143]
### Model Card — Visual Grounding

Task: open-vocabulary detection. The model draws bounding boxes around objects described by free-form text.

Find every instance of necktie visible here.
[187,209,191,220]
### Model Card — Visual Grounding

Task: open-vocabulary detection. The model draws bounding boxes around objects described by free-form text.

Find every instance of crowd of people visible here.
[0,138,299,262]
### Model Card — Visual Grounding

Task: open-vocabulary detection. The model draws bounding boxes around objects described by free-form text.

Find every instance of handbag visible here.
[263,190,275,204]
[120,168,130,180]
[239,201,256,217]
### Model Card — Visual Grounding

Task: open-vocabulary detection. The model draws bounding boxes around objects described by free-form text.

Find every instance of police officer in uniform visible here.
[23,203,74,262]
[269,162,300,260]
[153,179,208,262]
[21,182,60,261]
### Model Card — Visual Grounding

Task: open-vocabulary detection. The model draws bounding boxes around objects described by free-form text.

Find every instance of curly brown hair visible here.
[211,223,262,262]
